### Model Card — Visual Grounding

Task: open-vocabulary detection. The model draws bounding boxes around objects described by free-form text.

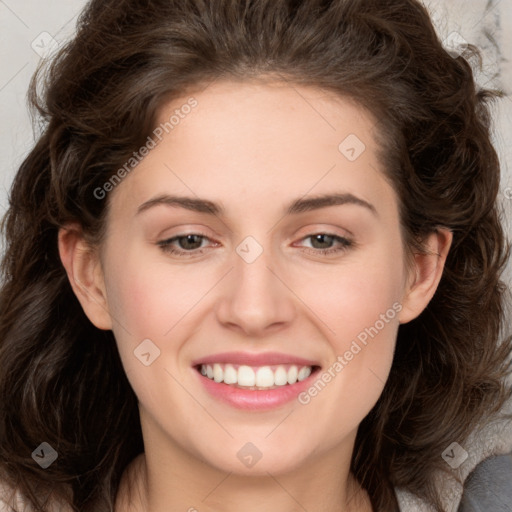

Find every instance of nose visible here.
[215,238,296,337]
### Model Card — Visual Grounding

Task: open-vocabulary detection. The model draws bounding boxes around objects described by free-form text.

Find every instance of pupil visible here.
[181,235,202,250]
[313,234,332,249]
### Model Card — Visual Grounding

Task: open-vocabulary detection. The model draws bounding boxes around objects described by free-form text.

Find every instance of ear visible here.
[398,228,453,324]
[58,224,113,330]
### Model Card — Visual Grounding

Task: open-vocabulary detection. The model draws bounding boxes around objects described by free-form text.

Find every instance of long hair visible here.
[1,0,510,510]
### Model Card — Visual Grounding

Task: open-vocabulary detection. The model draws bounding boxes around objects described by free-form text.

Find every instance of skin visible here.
[59,80,452,512]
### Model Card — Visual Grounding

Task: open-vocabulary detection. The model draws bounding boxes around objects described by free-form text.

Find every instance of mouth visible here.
[192,352,322,410]
[196,363,320,390]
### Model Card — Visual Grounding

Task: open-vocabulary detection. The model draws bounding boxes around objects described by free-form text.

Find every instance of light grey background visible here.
[0,0,511,282]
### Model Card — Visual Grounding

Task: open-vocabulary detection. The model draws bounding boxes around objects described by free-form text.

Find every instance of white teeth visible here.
[287,366,298,384]
[199,363,314,389]
[237,365,256,386]
[274,366,288,386]
[256,366,274,387]
[223,364,237,384]
[213,363,223,383]
[298,366,312,381]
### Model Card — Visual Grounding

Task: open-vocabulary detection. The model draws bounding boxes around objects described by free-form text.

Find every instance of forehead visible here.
[108,80,397,222]
[155,79,376,156]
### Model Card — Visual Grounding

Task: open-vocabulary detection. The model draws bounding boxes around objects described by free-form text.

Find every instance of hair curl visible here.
[1,0,511,511]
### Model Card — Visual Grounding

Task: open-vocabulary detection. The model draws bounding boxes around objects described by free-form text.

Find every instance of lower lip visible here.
[195,368,319,410]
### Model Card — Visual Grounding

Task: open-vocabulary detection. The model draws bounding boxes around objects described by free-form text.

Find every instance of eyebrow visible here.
[136,192,378,217]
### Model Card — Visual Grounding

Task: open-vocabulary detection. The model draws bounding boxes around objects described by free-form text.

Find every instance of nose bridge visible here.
[236,235,275,290]
[234,233,282,304]
[215,233,295,334]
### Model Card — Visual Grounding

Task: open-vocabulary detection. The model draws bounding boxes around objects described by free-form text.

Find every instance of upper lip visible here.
[191,352,320,367]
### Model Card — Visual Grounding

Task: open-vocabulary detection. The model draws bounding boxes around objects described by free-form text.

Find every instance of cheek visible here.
[300,246,404,345]
[106,271,166,337]
[294,245,403,418]
[297,284,399,444]
[104,246,206,338]
[102,246,214,389]
[102,260,187,416]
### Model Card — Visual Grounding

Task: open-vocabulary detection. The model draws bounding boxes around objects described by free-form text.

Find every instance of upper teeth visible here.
[200,364,312,388]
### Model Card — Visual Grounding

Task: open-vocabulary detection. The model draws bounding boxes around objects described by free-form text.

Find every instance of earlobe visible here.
[398,228,453,324]
[58,225,113,330]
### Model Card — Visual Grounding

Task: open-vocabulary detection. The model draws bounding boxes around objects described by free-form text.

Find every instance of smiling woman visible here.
[0,1,511,512]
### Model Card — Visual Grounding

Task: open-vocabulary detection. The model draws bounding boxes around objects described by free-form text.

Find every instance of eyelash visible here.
[157,232,353,258]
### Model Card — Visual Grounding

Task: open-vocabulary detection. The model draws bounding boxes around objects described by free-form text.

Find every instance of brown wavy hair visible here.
[1,0,511,510]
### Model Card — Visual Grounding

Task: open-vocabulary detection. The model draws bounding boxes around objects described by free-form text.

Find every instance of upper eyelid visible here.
[157,223,353,241]
[151,214,357,242]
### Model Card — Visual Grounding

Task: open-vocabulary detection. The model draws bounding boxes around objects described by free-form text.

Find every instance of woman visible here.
[1,0,511,510]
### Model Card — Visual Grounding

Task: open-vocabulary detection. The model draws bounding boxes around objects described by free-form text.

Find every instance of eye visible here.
[157,232,353,258]
[157,233,215,257]
[296,233,353,256]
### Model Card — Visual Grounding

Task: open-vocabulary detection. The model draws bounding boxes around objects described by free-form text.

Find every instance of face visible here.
[74,80,428,477]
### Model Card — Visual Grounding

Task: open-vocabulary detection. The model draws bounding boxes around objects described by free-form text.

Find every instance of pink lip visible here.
[191,351,319,367]
[197,372,318,410]
[191,352,321,411]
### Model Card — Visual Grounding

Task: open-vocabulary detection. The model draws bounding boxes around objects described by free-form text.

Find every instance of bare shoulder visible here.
[0,478,25,511]
[0,479,73,512]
